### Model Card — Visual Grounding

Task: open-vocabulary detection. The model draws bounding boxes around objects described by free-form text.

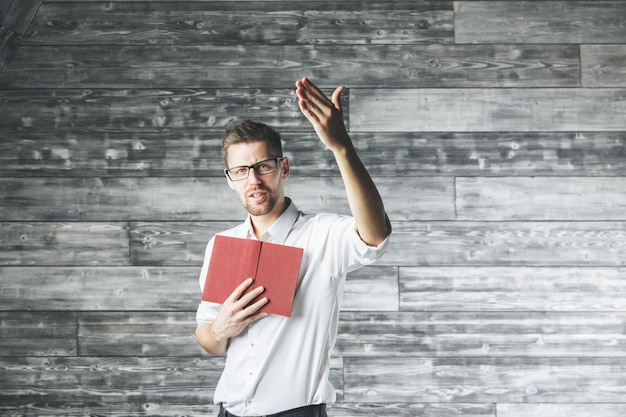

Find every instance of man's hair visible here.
[223,120,283,161]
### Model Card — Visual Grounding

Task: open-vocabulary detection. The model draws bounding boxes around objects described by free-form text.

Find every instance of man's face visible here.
[225,141,290,218]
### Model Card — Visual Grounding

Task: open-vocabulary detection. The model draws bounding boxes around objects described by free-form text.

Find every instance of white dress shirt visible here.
[196,200,389,416]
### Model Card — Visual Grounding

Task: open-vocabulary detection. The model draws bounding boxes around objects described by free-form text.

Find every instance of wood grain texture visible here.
[0,88,307,133]
[0,266,201,311]
[25,1,454,45]
[129,221,237,266]
[0,356,343,411]
[0,177,454,221]
[400,267,626,312]
[0,25,20,75]
[455,1,626,44]
[0,0,41,74]
[328,403,495,417]
[350,88,626,132]
[0,356,221,404]
[1,1,625,415]
[581,44,626,87]
[0,0,42,34]
[0,311,76,356]
[344,356,626,402]
[498,403,626,417]
[336,311,626,357]
[0,265,396,312]
[3,131,625,177]
[0,131,226,177]
[0,222,129,266]
[0,403,220,417]
[456,177,626,220]
[341,266,399,312]
[78,312,202,357]
[0,44,580,89]
[385,221,626,267]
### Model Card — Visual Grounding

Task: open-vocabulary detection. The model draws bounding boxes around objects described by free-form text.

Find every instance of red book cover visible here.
[201,235,304,317]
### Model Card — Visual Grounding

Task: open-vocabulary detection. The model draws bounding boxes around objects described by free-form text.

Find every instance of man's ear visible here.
[281,157,290,179]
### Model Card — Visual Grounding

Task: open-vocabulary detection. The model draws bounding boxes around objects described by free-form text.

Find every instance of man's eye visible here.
[235,168,246,174]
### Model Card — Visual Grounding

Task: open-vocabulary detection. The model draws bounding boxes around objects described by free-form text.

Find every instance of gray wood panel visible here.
[74,310,626,359]
[0,265,396,312]
[25,1,454,45]
[400,267,626,312]
[131,221,626,267]
[1,0,625,415]
[329,403,495,417]
[350,88,626,132]
[385,221,626,267]
[0,177,454,221]
[0,88,307,133]
[344,357,626,402]
[0,44,579,89]
[0,356,343,412]
[0,356,221,404]
[0,266,200,311]
[0,222,129,266]
[0,0,41,74]
[336,311,626,357]
[0,25,20,75]
[498,404,626,417]
[130,221,238,266]
[3,131,626,177]
[78,312,202,357]
[457,177,626,220]
[342,266,399,312]
[0,403,220,417]
[0,311,76,356]
[581,44,626,87]
[455,1,626,44]
[0,0,41,33]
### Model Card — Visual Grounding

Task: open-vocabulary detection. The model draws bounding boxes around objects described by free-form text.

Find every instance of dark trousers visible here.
[218,403,327,417]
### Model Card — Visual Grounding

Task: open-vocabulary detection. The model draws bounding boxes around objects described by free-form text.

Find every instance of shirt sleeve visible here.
[319,214,390,277]
[347,220,391,272]
[195,236,221,327]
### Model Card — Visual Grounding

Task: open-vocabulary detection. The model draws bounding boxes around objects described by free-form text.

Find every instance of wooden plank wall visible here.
[1,1,625,416]
[0,0,41,74]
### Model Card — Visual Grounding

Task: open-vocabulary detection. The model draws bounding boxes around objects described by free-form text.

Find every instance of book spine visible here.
[242,240,262,291]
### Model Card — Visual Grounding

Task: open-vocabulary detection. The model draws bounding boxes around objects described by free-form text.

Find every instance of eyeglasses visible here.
[224,157,285,181]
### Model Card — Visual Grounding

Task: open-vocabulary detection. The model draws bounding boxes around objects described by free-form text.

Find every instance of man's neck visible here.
[250,197,290,239]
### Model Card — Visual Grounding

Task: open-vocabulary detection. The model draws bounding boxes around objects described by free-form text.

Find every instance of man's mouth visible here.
[249,191,267,201]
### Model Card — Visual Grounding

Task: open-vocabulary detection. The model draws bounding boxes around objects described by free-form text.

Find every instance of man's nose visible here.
[247,167,262,183]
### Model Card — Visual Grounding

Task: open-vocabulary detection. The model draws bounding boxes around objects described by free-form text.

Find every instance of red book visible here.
[201,235,304,317]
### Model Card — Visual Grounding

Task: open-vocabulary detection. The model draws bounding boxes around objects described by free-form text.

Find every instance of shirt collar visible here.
[243,198,300,244]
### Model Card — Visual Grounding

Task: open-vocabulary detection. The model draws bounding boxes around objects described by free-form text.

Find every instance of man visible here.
[195,77,391,417]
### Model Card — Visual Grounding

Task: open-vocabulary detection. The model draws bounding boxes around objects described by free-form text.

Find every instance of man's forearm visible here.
[333,143,391,247]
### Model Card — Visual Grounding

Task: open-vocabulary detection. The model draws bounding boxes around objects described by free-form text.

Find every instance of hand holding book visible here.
[202,236,304,317]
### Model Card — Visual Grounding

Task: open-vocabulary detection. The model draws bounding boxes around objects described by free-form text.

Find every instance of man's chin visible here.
[245,202,274,217]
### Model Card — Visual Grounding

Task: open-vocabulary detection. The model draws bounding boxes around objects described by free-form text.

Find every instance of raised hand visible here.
[295,77,351,153]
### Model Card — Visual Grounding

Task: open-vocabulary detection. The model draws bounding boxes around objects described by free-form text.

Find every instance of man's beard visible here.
[242,189,278,216]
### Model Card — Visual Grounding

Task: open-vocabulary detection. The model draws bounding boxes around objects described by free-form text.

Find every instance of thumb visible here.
[331,86,345,111]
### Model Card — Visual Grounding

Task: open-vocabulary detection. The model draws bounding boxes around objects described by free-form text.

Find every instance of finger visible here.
[300,77,332,107]
[236,285,266,308]
[243,296,269,317]
[225,277,254,303]
[331,86,345,111]
[240,310,268,326]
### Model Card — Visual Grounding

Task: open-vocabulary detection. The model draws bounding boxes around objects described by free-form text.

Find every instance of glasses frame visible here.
[224,157,285,181]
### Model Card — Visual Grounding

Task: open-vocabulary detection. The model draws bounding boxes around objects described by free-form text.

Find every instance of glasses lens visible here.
[226,158,281,181]
[226,166,249,181]
[254,159,278,175]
